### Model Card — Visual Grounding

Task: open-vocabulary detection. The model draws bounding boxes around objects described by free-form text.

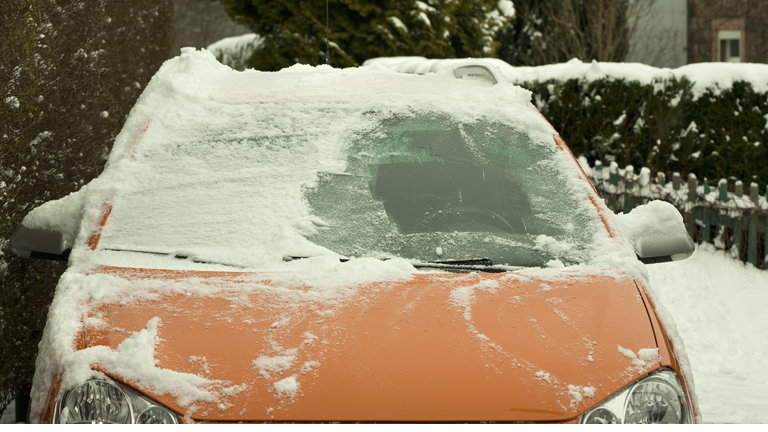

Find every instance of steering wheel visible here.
[415,206,517,234]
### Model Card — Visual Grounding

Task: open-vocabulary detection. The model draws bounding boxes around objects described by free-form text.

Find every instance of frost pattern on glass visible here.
[305,115,601,267]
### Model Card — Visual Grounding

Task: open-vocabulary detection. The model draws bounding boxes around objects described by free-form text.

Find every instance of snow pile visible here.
[273,377,299,398]
[364,57,768,99]
[534,370,551,383]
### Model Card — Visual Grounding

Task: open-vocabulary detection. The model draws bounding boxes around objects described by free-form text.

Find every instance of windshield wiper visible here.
[284,255,510,273]
[411,258,510,273]
[428,258,493,266]
[103,248,245,268]
[283,255,350,262]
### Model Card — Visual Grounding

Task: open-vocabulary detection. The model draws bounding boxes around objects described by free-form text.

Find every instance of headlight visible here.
[52,374,179,424]
[579,369,692,424]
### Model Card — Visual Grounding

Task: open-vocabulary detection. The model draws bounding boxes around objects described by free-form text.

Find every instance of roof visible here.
[364,56,768,99]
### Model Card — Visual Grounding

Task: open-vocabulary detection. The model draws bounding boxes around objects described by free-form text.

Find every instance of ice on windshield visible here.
[305,115,602,267]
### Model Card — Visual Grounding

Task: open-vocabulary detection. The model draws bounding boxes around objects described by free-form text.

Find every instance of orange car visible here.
[12,50,698,423]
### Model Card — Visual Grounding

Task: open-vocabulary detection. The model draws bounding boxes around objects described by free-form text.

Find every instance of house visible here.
[628,0,768,67]
[688,0,768,63]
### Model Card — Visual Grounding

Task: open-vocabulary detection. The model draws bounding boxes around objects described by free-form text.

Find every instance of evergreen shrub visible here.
[0,0,173,418]
[522,77,768,191]
[221,0,514,71]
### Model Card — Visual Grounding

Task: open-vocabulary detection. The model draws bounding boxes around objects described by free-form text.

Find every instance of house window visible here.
[718,30,742,62]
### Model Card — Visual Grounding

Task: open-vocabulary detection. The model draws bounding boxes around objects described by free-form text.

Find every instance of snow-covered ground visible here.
[647,243,768,424]
[2,242,765,424]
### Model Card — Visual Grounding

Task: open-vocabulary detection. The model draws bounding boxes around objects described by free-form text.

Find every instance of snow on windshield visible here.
[53,48,613,271]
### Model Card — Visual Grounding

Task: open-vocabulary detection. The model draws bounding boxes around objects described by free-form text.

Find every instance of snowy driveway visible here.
[648,243,768,423]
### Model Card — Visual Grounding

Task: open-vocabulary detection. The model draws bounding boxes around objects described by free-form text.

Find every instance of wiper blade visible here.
[103,248,244,268]
[283,255,350,262]
[284,256,509,273]
[412,258,511,273]
[428,258,493,266]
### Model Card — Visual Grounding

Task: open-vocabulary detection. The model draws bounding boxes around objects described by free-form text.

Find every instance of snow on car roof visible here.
[365,56,768,99]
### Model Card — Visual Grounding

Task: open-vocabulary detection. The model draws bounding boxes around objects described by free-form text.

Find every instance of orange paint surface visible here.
[86,205,112,250]
[84,271,658,422]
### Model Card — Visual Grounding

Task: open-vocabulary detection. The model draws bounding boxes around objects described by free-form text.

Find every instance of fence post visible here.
[700,207,711,243]
[609,162,618,211]
[760,214,768,270]
[687,173,697,202]
[625,165,634,213]
[750,182,759,203]
[719,178,728,203]
[748,216,758,266]
[735,180,743,198]
[673,172,681,191]
[702,178,713,244]
[594,160,603,181]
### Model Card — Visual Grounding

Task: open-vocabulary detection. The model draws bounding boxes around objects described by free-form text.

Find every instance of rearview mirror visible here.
[615,200,695,264]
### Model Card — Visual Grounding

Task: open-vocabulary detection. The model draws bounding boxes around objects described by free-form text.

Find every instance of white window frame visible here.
[718,30,742,63]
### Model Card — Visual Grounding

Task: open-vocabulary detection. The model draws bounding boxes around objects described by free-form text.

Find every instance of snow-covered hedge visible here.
[510,60,768,195]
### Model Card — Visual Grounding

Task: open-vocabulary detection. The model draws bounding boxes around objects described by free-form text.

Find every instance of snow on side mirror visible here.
[10,187,88,261]
[10,225,70,261]
[615,200,695,264]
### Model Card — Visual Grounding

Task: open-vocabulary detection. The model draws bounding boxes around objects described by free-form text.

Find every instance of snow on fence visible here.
[580,159,768,270]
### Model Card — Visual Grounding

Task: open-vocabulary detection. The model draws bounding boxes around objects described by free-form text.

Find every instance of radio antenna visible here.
[325,0,330,65]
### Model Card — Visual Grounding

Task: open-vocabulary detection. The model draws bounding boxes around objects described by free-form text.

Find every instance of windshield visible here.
[96,104,605,270]
[304,115,600,267]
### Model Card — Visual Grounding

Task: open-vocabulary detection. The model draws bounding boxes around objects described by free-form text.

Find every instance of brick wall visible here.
[688,0,768,63]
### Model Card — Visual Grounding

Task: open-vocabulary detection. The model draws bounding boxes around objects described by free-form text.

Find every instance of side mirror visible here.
[10,225,71,261]
[9,187,87,261]
[615,200,695,264]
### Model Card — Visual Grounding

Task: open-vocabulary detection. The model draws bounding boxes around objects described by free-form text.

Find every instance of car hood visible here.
[83,269,659,422]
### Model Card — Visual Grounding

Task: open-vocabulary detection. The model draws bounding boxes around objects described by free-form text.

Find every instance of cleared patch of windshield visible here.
[304,115,602,267]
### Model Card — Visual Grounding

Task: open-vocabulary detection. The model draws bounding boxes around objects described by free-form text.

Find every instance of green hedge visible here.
[523,77,768,191]
[0,0,173,417]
